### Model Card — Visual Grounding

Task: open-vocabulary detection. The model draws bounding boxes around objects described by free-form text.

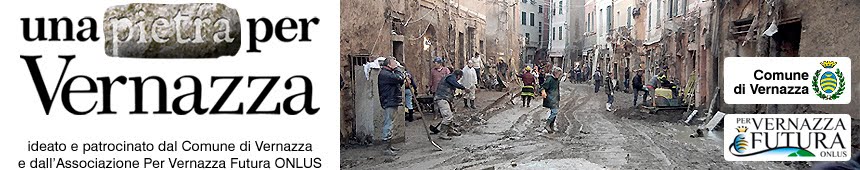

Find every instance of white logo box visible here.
[723,57,852,104]
[724,114,852,161]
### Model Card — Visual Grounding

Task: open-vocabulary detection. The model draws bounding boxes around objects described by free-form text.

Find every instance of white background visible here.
[0,0,340,169]
[724,114,852,161]
[723,57,852,104]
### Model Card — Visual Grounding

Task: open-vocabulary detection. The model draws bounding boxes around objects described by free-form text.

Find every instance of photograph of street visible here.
[339,0,860,169]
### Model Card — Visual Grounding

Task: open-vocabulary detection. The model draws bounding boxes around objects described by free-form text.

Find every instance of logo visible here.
[724,114,852,161]
[723,57,851,104]
[812,61,846,100]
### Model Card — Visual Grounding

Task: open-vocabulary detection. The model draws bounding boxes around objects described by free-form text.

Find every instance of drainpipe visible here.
[709,0,723,111]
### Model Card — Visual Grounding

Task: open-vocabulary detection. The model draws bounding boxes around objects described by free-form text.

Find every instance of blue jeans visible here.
[404,90,414,110]
[607,92,614,104]
[382,107,396,141]
[633,87,649,105]
[546,108,559,124]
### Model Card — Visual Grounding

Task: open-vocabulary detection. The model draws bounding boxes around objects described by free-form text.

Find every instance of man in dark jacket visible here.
[541,67,563,133]
[434,70,470,140]
[632,69,648,106]
[623,68,630,92]
[605,72,615,112]
[377,57,404,155]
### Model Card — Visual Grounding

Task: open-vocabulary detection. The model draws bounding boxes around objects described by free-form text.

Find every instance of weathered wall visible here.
[341,0,402,143]
[341,0,522,143]
[716,0,860,118]
[789,0,860,118]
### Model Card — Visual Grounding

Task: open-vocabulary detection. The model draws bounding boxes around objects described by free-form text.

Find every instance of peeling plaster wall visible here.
[341,0,522,143]
[717,0,860,118]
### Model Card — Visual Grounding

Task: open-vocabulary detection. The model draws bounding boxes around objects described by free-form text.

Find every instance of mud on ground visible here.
[342,83,816,169]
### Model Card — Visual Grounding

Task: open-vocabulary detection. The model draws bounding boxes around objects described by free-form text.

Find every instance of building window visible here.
[656,0,661,23]
[538,35,542,45]
[522,11,527,25]
[525,33,530,42]
[669,0,675,17]
[606,5,612,32]
[559,26,563,40]
[539,22,542,32]
[552,27,555,40]
[530,13,535,26]
[589,13,593,32]
[539,5,543,13]
[585,13,589,32]
[627,6,632,27]
[681,0,687,14]
[558,1,563,15]
[648,3,652,31]
[585,13,590,32]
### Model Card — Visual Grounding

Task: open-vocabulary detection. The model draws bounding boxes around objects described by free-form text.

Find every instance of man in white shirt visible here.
[471,52,483,87]
[460,60,479,109]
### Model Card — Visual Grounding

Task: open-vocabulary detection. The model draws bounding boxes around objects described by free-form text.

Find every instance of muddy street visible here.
[341,83,795,170]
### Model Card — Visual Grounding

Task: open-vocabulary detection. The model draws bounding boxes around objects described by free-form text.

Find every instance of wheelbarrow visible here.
[415,95,436,114]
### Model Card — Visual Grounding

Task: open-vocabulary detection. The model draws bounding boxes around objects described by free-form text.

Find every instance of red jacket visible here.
[520,72,535,86]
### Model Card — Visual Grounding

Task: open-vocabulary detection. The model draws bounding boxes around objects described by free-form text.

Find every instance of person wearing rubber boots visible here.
[540,67,563,133]
[460,60,478,109]
[434,70,470,140]
[404,70,417,122]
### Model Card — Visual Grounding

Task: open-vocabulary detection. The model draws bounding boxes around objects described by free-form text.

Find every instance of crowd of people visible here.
[374,54,491,155]
[374,53,681,155]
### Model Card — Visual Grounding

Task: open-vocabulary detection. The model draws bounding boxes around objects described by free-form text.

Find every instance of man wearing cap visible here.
[461,60,479,109]
[377,57,404,155]
[429,57,450,95]
[434,70,470,140]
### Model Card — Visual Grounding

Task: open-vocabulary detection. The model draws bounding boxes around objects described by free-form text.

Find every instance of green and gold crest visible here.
[811,61,846,100]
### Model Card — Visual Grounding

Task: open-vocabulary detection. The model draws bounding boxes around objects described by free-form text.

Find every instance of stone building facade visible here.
[340,0,522,143]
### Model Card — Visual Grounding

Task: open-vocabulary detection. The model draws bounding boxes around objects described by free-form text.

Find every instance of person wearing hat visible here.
[518,66,537,107]
[460,60,479,109]
[429,57,450,95]
[434,70,470,140]
[605,71,616,112]
[632,69,649,106]
[377,57,404,155]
